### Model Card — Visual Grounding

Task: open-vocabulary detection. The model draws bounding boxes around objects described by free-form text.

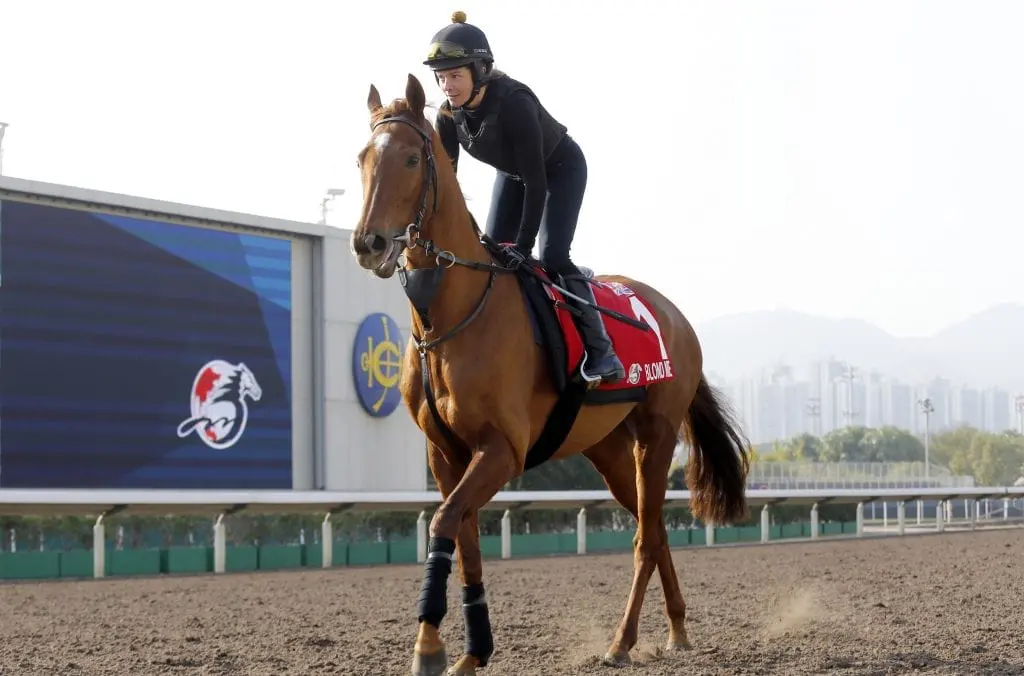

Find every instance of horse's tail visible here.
[680,374,751,525]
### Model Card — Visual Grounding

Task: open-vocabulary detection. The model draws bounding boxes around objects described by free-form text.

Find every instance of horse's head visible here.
[351,73,439,279]
[235,363,263,402]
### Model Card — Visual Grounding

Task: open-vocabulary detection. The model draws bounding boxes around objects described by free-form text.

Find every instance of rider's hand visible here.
[500,242,528,267]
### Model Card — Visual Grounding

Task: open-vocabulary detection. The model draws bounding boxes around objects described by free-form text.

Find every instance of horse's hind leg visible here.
[583,424,641,664]
[640,414,691,652]
[657,524,691,652]
[587,413,686,663]
[584,418,685,663]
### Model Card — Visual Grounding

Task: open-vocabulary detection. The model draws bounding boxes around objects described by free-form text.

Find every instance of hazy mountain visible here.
[695,303,1024,391]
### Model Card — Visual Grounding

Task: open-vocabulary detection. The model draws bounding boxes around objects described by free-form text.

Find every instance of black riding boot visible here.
[563,276,626,385]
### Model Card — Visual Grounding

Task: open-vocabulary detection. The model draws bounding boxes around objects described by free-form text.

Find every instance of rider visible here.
[423,11,626,386]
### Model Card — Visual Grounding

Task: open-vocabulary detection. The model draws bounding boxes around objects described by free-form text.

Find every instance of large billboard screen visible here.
[0,200,293,489]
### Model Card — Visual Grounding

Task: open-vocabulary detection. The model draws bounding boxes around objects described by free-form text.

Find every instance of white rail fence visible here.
[1,487,1022,579]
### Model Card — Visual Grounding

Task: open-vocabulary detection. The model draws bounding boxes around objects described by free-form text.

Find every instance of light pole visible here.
[805,397,821,436]
[0,121,9,176]
[918,397,934,480]
[839,365,858,427]
[319,188,346,225]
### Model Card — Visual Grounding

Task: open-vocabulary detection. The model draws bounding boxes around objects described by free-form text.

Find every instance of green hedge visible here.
[0,521,859,581]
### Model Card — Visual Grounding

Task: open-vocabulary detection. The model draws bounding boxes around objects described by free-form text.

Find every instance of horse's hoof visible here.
[411,647,448,676]
[665,637,693,652]
[600,650,632,667]
[446,654,479,675]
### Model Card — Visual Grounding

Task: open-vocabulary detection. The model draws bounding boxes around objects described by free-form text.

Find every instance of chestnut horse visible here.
[350,74,750,675]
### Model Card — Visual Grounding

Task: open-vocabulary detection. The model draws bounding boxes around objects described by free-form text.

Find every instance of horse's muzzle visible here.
[351,229,405,278]
[352,231,389,257]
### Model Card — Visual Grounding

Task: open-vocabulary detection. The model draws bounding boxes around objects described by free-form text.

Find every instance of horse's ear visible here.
[405,73,426,119]
[367,84,383,114]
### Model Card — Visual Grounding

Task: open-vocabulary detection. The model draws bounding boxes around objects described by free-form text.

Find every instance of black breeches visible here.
[484,135,588,277]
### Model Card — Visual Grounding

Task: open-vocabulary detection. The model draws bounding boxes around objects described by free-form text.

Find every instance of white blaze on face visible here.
[374,132,391,154]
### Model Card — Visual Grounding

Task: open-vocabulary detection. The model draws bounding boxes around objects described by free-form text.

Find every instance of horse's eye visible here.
[406,154,420,168]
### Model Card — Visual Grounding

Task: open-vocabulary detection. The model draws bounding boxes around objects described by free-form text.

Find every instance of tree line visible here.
[747,424,1024,487]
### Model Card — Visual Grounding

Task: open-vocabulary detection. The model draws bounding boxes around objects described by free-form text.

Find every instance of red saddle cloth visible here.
[542,276,675,391]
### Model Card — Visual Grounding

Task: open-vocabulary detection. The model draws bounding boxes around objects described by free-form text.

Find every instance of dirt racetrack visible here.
[2,528,1023,676]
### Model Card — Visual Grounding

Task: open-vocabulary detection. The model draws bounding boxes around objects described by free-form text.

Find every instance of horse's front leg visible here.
[416,444,493,675]
[412,432,518,676]
[448,509,491,675]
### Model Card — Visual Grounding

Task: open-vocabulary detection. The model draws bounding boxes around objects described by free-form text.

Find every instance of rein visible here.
[369,113,649,355]
[366,112,649,457]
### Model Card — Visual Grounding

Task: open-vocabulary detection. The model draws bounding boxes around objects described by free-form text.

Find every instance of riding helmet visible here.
[423,11,494,83]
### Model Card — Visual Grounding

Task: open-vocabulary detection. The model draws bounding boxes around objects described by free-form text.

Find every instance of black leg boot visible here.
[563,276,626,385]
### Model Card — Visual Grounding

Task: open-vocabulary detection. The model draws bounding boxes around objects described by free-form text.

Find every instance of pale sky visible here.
[2,0,1021,338]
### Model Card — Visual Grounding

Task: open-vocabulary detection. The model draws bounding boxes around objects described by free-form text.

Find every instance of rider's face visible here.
[436,67,474,108]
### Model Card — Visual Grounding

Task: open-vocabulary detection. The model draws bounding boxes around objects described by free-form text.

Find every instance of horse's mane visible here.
[371,97,426,126]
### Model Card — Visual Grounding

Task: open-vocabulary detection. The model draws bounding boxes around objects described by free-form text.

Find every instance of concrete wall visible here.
[290,234,316,489]
[319,226,426,492]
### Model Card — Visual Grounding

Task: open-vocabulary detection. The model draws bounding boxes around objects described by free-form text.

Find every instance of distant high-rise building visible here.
[783,381,811,437]
[982,387,1011,432]
[757,382,786,443]
[734,378,759,442]
[715,362,1012,445]
[952,386,983,429]
[863,371,885,428]
[883,380,915,432]
[922,378,953,432]
[812,358,847,434]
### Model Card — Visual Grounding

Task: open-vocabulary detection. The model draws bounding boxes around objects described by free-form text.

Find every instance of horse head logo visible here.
[176,360,263,450]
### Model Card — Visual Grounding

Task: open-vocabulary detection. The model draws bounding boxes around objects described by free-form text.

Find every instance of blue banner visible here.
[0,200,293,489]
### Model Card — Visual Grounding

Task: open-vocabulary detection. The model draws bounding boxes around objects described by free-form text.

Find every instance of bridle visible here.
[368,113,512,355]
[370,114,438,258]
[368,112,520,458]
